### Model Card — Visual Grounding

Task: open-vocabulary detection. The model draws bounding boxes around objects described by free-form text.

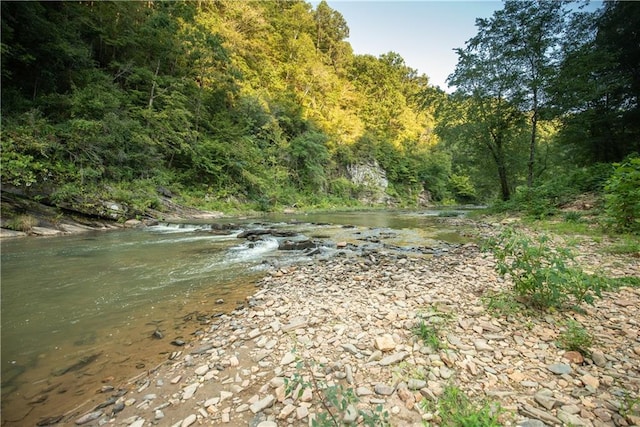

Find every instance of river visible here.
[0,209,472,425]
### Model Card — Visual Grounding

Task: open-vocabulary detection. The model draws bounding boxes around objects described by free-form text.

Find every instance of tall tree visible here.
[450,0,567,190]
[552,1,640,163]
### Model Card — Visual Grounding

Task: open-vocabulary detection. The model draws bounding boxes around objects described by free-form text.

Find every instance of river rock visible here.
[182,383,199,400]
[278,240,318,251]
[374,334,396,352]
[374,383,395,395]
[407,379,426,390]
[181,414,197,427]
[249,395,275,413]
[194,365,209,376]
[581,373,599,388]
[547,363,572,375]
[75,410,103,425]
[343,404,358,424]
[563,351,584,364]
[591,350,607,367]
[557,410,589,426]
[280,352,296,365]
[379,352,407,366]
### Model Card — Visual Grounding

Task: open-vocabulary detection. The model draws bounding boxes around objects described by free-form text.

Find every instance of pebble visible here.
[194,365,209,376]
[80,241,639,427]
[591,350,607,367]
[182,383,199,400]
[379,352,407,366]
[374,383,395,395]
[249,395,275,413]
[279,353,296,365]
[547,363,572,375]
[180,414,197,427]
[374,334,396,351]
[75,411,103,425]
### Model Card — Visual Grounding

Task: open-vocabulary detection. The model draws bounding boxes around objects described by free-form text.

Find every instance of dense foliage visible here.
[487,228,607,310]
[1,1,638,217]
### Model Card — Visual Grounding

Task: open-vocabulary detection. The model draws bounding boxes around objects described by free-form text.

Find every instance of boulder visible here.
[278,240,318,251]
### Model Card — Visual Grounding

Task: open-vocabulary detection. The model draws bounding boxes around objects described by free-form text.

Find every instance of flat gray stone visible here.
[341,343,360,355]
[591,350,607,367]
[534,393,558,410]
[356,387,374,396]
[182,383,199,400]
[379,352,407,366]
[546,363,572,375]
[250,395,275,414]
[374,383,395,395]
[557,410,589,426]
[408,379,427,390]
[518,419,548,427]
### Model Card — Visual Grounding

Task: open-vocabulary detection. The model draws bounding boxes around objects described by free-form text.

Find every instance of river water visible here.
[0,210,471,425]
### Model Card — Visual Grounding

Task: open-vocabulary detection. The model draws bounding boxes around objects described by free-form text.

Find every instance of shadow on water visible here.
[0,209,474,425]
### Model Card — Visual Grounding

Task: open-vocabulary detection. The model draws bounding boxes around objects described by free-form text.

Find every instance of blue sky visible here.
[323,1,603,91]
[325,1,503,90]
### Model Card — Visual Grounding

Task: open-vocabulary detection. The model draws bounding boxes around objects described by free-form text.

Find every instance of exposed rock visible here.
[563,351,584,364]
[278,240,318,251]
[547,363,572,375]
[45,223,639,427]
[591,350,607,367]
[374,334,396,352]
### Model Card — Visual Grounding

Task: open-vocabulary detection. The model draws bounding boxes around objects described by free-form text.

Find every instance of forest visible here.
[1,0,638,232]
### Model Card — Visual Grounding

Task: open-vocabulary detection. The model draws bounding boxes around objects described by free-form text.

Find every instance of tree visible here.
[552,1,640,163]
[449,0,568,193]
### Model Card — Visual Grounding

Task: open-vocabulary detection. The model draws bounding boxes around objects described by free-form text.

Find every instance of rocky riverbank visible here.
[0,190,225,238]
[43,233,639,427]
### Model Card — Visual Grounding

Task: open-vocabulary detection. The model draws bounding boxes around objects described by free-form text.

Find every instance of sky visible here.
[325,1,503,91]
[323,1,603,92]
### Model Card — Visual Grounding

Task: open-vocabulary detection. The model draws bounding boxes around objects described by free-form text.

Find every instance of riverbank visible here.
[27,225,639,427]
[0,190,230,238]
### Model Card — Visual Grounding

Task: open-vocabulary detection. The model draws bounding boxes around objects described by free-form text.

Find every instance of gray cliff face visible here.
[347,161,392,204]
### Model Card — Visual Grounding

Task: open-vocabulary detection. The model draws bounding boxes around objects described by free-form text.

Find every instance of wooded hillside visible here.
[1,1,638,220]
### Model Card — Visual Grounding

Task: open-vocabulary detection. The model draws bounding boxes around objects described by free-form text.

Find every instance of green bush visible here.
[604,156,640,233]
[485,228,606,310]
[420,385,502,427]
[557,320,593,355]
[449,173,477,203]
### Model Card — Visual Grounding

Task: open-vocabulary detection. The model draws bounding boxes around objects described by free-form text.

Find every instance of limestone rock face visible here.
[347,161,392,204]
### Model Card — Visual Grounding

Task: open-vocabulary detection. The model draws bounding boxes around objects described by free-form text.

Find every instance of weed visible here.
[563,211,583,223]
[284,359,389,427]
[619,391,640,418]
[5,214,38,233]
[420,385,502,427]
[606,276,640,288]
[605,235,640,255]
[392,361,427,383]
[483,291,526,317]
[557,320,593,356]
[413,319,442,351]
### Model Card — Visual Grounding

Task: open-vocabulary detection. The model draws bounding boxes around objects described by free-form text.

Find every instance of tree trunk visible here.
[148,60,160,109]
[497,162,511,201]
[527,90,538,187]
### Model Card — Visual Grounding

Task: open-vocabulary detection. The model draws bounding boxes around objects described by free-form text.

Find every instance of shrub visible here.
[604,156,640,233]
[420,385,502,427]
[413,319,443,350]
[284,359,389,427]
[485,228,606,310]
[6,214,38,233]
[557,320,593,355]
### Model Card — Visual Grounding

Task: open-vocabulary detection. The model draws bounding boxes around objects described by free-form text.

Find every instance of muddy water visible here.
[0,210,471,425]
